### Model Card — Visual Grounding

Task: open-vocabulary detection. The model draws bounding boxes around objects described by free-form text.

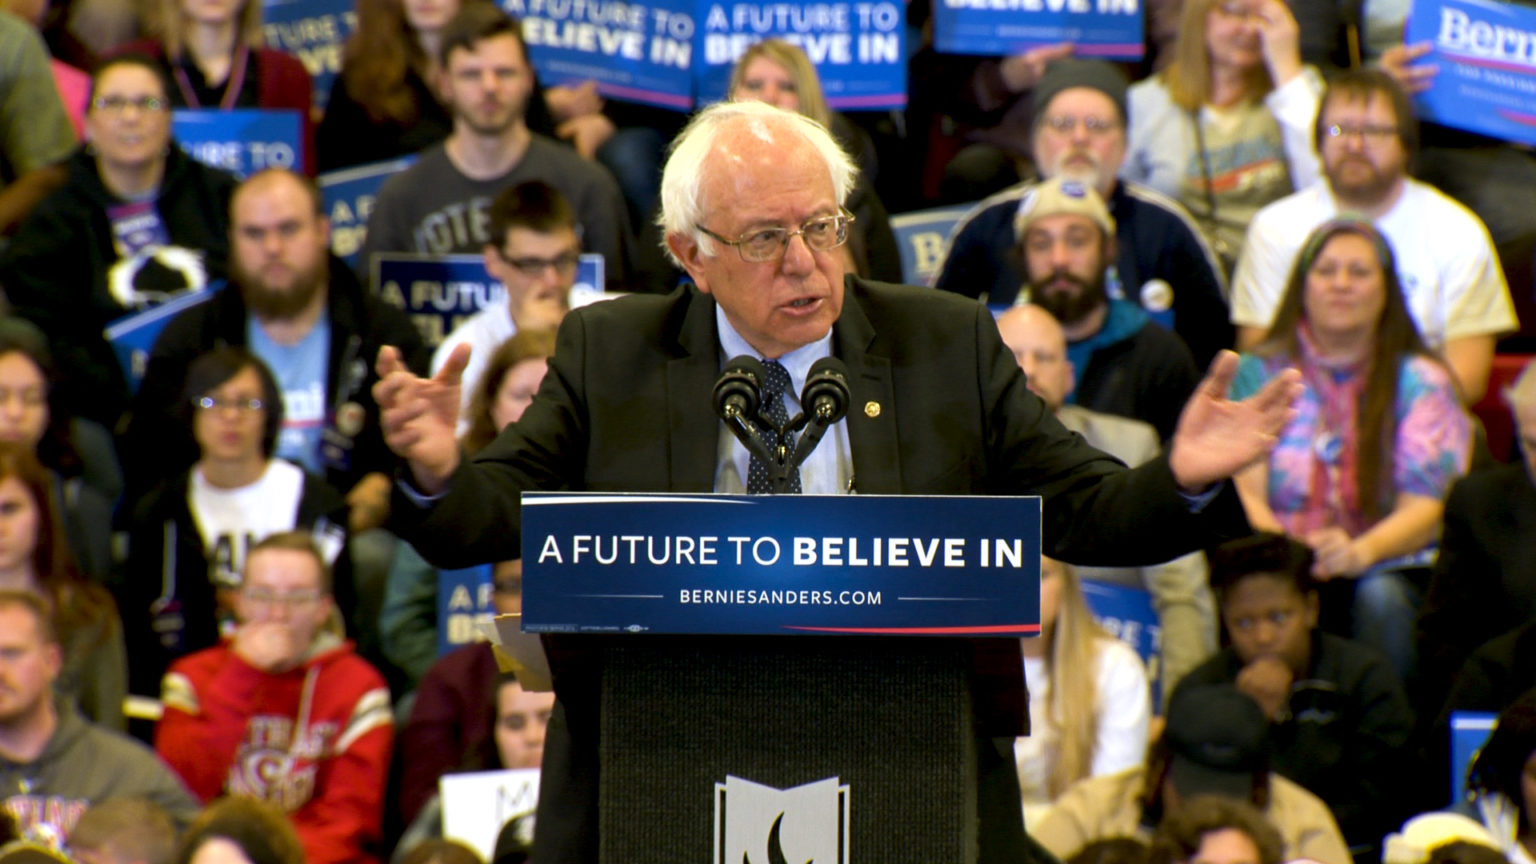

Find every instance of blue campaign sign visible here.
[1406,0,1536,147]
[693,1,907,109]
[520,492,1042,636]
[1080,578,1162,707]
[374,254,509,348]
[173,109,304,178]
[105,286,221,392]
[1449,711,1497,804]
[319,157,417,270]
[932,0,1144,58]
[372,253,604,347]
[438,564,495,656]
[890,203,974,286]
[263,0,356,112]
[504,0,696,109]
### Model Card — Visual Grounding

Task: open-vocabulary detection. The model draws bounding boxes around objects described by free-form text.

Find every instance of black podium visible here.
[520,492,1041,864]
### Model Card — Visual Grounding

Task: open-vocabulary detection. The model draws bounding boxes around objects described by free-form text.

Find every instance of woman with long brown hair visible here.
[1229,219,1469,682]
[0,442,126,728]
[316,0,553,172]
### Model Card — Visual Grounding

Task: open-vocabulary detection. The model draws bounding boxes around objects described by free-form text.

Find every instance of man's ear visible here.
[666,232,712,294]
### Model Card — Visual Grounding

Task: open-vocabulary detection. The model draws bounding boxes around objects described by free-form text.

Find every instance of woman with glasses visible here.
[1228,219,1469,686]
[1121,0,1322,274]
[117,0,314,173]
[726,39,901,282]
[0,54,238,427]
[120,346,350,699]
[0,441,127,729]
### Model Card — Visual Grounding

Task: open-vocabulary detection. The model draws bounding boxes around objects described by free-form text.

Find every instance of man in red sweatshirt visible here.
[156,531,394,864]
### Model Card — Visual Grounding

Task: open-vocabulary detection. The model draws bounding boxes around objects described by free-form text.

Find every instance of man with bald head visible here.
[374,100,1301,862]
[128,168,428,524]
[997,303,1216,694]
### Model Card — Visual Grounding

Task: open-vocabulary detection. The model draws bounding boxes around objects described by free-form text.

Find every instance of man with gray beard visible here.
[125,169,428,532]
[935,58,1233,368]
[1014,178,1200,442]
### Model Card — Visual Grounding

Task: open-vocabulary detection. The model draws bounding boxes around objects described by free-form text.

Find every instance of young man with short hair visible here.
[156,532,394,864]
[1173,533,1414,855]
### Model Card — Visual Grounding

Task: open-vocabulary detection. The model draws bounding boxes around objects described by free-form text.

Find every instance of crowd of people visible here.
[0,0,1529,861]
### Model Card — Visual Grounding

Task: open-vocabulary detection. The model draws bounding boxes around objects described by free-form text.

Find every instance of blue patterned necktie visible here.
[746,360,801,494]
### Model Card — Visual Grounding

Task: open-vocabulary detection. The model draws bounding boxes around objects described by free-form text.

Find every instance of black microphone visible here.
[713,356,775,467]
[784,357,851,475]
[801,357,850,424]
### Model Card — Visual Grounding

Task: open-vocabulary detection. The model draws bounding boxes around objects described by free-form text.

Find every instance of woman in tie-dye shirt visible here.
[1228,219,1470,684]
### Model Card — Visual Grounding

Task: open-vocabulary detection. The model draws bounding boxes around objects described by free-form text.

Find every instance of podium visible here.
[520,493,1041,864]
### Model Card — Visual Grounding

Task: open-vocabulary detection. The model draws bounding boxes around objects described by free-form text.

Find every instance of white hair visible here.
[657,100,858,267]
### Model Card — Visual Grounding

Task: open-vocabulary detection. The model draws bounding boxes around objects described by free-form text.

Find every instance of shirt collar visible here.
[714,304,833,395]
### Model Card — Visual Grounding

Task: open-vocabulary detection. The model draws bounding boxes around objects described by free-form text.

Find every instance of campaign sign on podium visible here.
[519,492,1041,636]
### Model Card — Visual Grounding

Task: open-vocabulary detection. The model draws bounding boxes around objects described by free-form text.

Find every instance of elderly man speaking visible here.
[374,100,1299,864]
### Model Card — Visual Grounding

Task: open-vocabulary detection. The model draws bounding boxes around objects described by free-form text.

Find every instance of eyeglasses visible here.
[196,396,265,413]
[697,212,854,263]
[495,248,581,277]
[91,95,168,113]
[1324,124,1398,142]
[1042,115,1121,136]
[241,589,323,608]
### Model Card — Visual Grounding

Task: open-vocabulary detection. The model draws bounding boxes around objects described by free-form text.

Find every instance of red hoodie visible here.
[157,634,393,864]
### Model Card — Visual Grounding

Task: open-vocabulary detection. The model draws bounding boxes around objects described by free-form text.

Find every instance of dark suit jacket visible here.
[393,277,1251,864]
[1417,462,1536,706]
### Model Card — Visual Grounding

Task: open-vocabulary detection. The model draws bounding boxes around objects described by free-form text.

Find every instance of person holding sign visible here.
[727,39,901,284]
[0,54,238,427]
[429,180,573,426]
[359,3,633,292]
[1121,0,1323,275]
[372,100,1304,862]
[120,0,315,173]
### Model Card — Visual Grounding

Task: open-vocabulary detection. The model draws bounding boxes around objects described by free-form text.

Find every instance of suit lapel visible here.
[667,289,722,492]
[834,283,901,494]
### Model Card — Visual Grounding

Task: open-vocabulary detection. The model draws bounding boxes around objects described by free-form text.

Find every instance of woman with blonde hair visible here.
[1121,0,1321,271]
[727,38,901,282]
[119,0,313,171]
[1017,555,1150,822]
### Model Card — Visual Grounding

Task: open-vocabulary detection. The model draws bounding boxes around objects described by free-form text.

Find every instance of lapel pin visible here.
[864,401,881,418]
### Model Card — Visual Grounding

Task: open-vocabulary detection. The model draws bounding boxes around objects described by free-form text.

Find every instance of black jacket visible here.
[1176,631,1415,848]
[0,144,239,424]
[118,466,349,695]
[121,257,430,498]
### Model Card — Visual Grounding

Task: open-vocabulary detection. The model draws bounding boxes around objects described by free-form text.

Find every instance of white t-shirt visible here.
[1230,179,1517,347]
[432,302,516,433]
[1016,637,1151,825]
[189,459,306,589]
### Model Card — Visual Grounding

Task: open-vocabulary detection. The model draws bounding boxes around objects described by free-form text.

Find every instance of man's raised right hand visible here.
[374,343,470,495]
